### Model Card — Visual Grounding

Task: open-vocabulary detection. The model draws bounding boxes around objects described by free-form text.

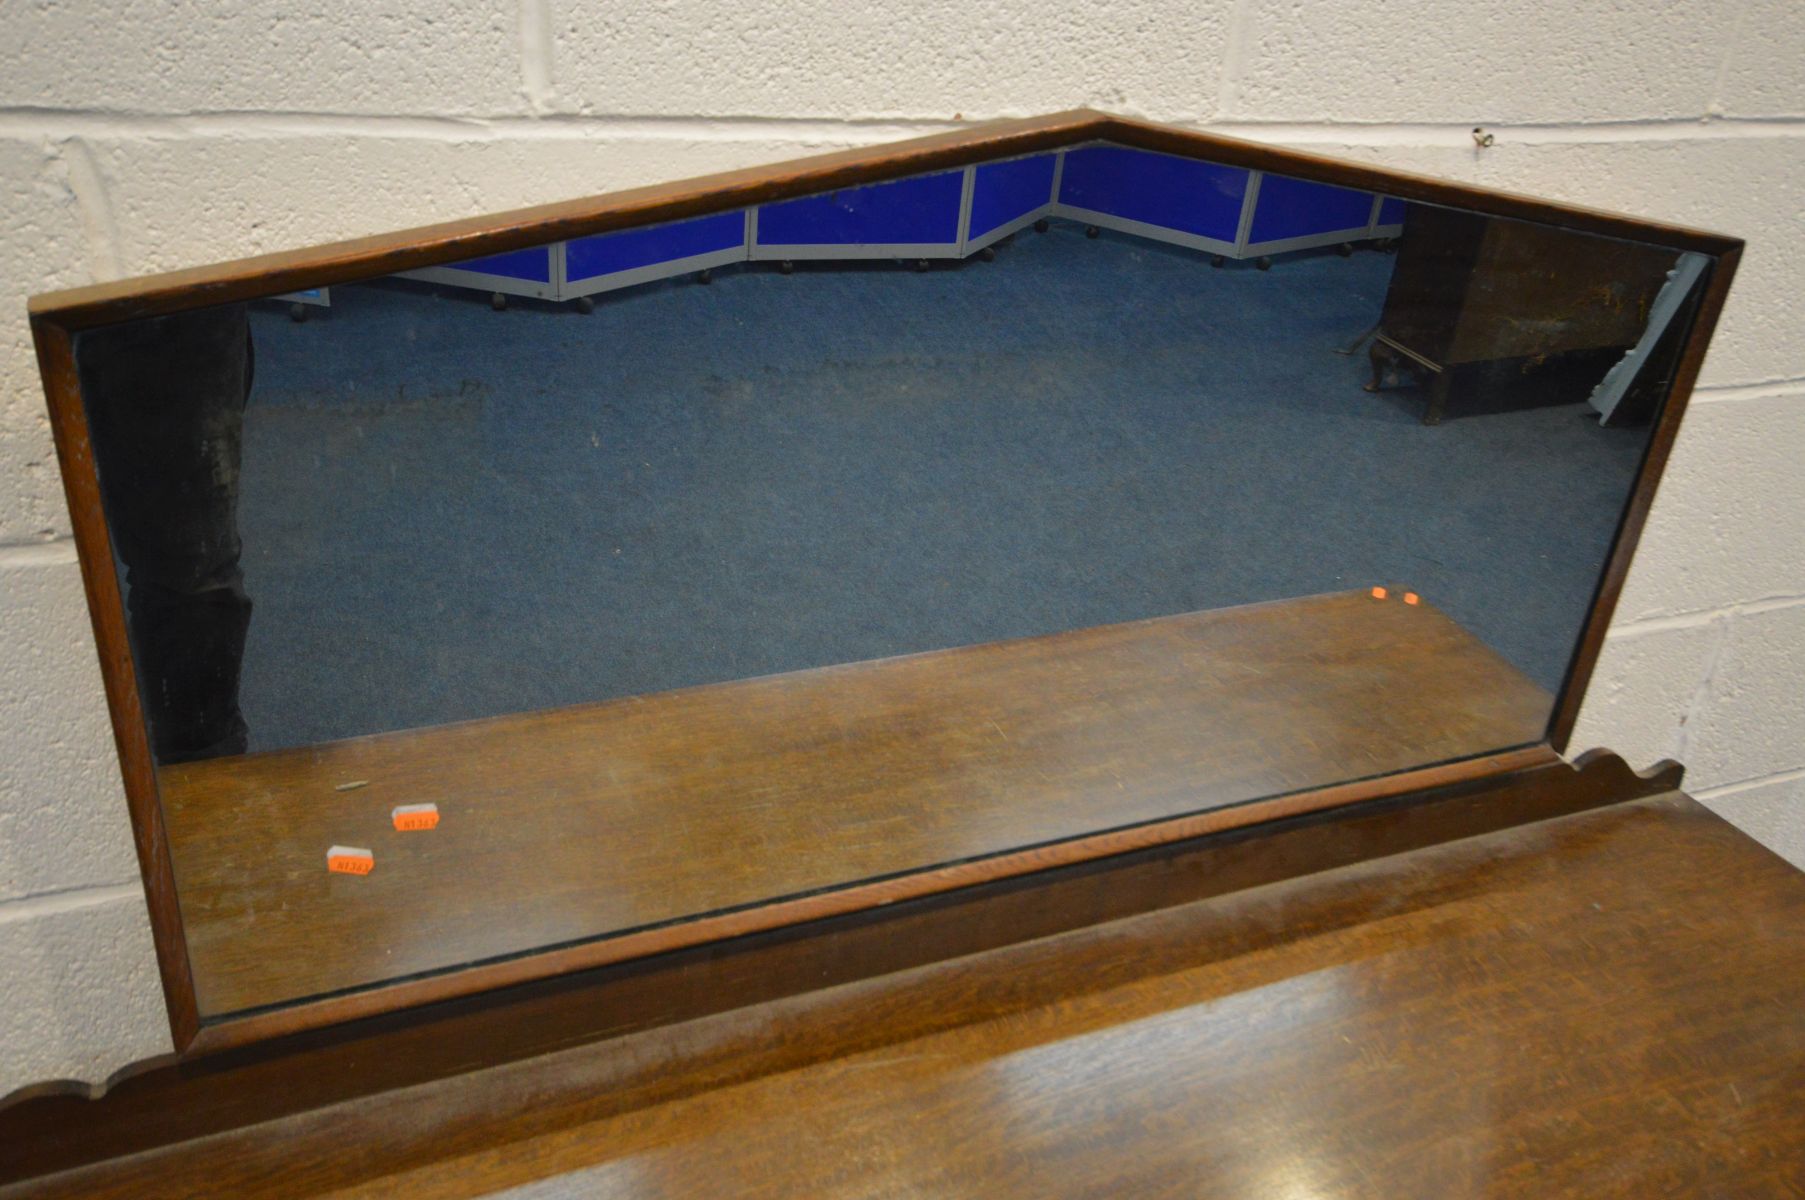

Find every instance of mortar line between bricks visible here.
[517,0,555,115]
[0,110,1802,144]
[0,111,957,141]
[1696,765,1805,800]
[1692,378,1805,403]
[0,883,141,926]
[1674,616,1731,766]
[1204,115,1805,145]
[1612,595,1805,639]
[1704,5,1753,120]
[0,540,78,567]
[1214,0,1257,117]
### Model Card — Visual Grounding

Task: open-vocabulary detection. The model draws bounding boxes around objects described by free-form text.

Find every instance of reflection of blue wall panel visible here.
[969,155,1057,240]
[448,245,554,283]
[1376,196,1408,226]
[566,212,746,283]
[1057,146,1248,241]
[1248,175,1375,243]
[758,172,964,245]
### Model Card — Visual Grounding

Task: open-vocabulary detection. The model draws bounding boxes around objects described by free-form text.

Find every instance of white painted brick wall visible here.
[1,137,96,544]
[0,0,1800,1100]
[1715,0,1805,118]
[1703,772,1805,865]
[1,2,525,116]
[0,888,171,1092]
[548,1,1234,119]
[89,131,879,276]
[1229,1,1730,123]
[0,547,137,904]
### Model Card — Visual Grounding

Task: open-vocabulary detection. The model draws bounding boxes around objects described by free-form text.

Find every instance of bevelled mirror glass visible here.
[35,115,1730,1040]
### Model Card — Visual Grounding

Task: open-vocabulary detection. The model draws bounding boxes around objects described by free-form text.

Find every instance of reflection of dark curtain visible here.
[77,305,253,763]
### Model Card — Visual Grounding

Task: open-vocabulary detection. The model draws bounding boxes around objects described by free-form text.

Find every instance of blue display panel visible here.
[1376,196,1408,226]
[1248,175,1376,243]
[1057,146,1248,242]
[443,245,554,283]
[968,154,1057,240]
[566,211,747,283]
[757,171,965,245]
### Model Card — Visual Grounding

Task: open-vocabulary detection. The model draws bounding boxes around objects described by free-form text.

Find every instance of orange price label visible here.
[392,803,440,832]
[327,846,374,875]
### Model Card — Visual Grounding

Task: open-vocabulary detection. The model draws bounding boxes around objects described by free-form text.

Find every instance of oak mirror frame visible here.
[29,110,1741,1054]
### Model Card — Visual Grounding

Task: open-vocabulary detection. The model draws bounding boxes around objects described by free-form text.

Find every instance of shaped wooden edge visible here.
[0,747,1684,1185]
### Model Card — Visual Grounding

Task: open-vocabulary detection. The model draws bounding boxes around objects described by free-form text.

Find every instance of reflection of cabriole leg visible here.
[1365,340,1390,392]
[1425,370,1452,425]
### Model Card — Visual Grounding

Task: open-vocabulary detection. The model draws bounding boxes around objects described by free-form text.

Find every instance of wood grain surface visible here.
[11,790,1802,1198]
[160,590,1550,1018]
[29,320,203,1047]
[9,745,1645,1180]
[1381,205,1681,369]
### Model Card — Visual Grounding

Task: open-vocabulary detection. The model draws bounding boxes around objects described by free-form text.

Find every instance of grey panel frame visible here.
[748,241,967,261]
[1236,170,1386,258]
[563,244,749,299]
[962,205,1055,255]
[399,258,562,301]
[1049,203,1242,257]
[1241,226,1379,257]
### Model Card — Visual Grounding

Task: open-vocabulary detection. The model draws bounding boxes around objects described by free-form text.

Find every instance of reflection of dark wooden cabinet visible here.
[1373,206,1676,423]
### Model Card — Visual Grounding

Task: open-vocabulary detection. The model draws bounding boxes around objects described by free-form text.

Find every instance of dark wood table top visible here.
[15,789,1804,1198]
[157,589,1550,1017]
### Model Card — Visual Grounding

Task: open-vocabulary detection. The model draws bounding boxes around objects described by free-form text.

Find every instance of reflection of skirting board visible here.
[400,243,561,301]
[1049,143,1405,260]
[747,167,969,262]
[397,144,1408,306]
[398,213,753,303]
